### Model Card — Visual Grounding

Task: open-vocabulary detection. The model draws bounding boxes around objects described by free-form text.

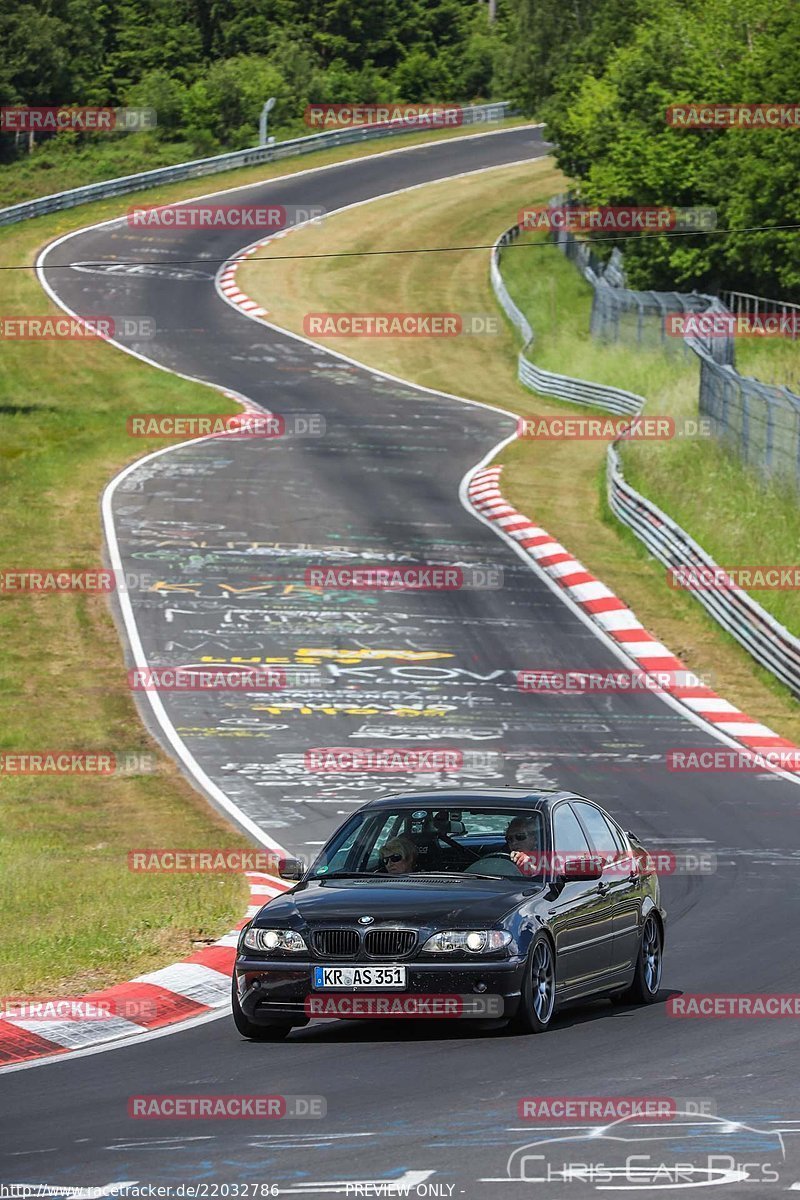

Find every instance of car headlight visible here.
[243,927,307,954]
[421,930,512,954]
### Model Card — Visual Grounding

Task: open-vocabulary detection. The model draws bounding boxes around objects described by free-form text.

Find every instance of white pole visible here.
[259,97,277,146]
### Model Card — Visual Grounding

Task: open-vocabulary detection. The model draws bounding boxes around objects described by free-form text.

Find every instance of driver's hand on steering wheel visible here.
[509,850,536,875]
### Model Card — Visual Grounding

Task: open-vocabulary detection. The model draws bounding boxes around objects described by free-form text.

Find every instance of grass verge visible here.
[238,157,800,744]
[0,119,518,996]
[735,333,800,393]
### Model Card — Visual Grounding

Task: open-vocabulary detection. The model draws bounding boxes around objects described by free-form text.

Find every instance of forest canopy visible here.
[1,0,797,296]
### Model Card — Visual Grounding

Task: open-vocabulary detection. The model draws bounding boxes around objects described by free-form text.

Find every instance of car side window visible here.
[320,814,395,873]
[553,803,591,856]
[573,803,621,855]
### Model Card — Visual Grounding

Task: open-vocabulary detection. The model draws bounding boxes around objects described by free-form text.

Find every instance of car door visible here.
[573,801,642,974]
[547,802,614,992]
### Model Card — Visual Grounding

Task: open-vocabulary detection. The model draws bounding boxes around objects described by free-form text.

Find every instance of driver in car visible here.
[379,835,419,875]
[505,816,543,875]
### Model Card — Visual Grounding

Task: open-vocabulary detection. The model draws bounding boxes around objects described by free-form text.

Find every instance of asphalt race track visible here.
[4,126,800,1197]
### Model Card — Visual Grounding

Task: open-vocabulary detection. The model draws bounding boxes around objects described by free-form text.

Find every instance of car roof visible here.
[357,788,581,812]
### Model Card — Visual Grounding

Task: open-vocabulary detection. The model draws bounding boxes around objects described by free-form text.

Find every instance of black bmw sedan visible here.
[232,789,666,1040]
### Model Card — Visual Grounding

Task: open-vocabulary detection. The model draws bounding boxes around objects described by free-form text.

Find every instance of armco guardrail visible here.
[608,445,800,697]
[493,225,641,414]
[0,103,513,228]
[491,221,800,698]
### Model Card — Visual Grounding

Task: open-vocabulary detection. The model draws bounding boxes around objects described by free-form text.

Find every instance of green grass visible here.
[0,223,253,996]
[500,231,701,413]
[735,334,800,393]
[0,118,515,996]
[0,134,200,207]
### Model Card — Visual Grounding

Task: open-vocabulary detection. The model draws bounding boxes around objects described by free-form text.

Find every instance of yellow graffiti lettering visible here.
[199,655,290,664]
[295,648,454,664]
[191,648,454,666]
[250,703,454,717]
[149,581,203,593]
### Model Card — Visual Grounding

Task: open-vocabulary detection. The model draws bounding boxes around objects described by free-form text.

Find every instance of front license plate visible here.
[313,965,407,989]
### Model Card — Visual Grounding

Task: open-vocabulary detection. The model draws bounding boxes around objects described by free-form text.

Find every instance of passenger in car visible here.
[505,816,543,875]
[379,835,419,875]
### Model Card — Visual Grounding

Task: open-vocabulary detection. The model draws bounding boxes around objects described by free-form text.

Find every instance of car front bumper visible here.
[234,956,528,1026]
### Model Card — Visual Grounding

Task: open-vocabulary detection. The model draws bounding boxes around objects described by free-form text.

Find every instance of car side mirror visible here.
[278,857,304,881]
[562,855,603,881]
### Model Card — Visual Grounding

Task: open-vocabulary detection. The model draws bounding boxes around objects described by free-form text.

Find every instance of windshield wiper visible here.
[446,870,543,882]
[314,871,376,879]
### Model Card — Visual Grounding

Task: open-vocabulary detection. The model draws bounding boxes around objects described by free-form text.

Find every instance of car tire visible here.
[509,933,556,1034]
[231,978,292,1041]
[616,914,663,1005]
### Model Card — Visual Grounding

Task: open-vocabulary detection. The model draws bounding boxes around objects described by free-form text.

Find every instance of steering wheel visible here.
[465,851,524,876]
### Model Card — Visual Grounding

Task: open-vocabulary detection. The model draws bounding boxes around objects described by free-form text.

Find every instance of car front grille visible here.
[364,929,417,958]
[309,927,417,959]
[311,929,360,958]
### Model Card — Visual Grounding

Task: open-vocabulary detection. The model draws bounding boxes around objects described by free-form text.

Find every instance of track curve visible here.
[4,126,800,1197]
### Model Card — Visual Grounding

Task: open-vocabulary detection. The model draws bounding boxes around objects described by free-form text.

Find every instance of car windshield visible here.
[308,806,546,880]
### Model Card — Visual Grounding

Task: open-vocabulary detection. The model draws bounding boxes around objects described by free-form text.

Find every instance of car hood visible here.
[253,876,540,926]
